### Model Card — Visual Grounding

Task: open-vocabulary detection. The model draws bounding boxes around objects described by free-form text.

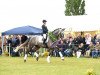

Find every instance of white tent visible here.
[46,15,100,32]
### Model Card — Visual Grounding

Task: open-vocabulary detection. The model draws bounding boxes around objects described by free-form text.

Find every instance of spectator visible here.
[91,34,97,45]
[21,35,28,44]
[6,36,13,55]
[64,37,74,57]
[92,42,100,58]
[75,33,84,47]
[12,35,17,47]
[76,43,84,58]
[86,42,94,57]
[85,33,91,49]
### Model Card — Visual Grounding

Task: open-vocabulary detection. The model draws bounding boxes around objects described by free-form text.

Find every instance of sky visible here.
[0,0,100,32]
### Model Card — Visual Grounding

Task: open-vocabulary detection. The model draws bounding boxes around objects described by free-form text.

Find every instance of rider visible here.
[42,20,48,47]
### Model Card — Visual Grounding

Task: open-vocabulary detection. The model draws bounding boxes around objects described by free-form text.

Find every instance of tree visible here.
[65,0,85,16]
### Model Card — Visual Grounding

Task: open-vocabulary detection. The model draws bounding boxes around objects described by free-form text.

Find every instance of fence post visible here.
[1,36,4,55]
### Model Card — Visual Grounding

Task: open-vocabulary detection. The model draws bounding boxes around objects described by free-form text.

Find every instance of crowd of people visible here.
[52,33,100,58]
[0,35,28,56]
[0,32,100,58]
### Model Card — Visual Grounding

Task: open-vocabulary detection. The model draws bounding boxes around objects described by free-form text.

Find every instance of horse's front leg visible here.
[47,49,52,63]
[59,50,64,60]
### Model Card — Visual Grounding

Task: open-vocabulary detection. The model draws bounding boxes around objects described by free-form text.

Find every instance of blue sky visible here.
[0,0,100,32]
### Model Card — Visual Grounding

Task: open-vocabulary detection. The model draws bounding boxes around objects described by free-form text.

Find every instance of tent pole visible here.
[1,36,4,55]
[9,44,10,57]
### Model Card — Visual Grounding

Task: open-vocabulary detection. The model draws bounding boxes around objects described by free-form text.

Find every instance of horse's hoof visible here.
[24,60,26,62]
[47,60,50,63]
[62,59,64,61]
[36,57,39,61]
[61,57,64,61]
[47,59,50,63]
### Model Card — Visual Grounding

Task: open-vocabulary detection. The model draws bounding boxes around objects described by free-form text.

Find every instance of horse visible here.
[14,28,65,63]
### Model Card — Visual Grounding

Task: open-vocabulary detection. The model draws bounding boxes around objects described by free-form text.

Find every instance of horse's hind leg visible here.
[34,50,39,61]
[24,51,28,62]
[33,46,40,61]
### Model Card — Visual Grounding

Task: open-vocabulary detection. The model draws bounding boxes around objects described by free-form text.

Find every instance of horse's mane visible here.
[52,28,62,32]
[48,32,57,42]
[48,28,62,42]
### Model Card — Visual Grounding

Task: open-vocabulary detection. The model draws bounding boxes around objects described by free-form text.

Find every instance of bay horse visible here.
[14,28,65,63]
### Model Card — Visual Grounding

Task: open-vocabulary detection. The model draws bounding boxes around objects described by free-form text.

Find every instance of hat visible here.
[42,20,47,23]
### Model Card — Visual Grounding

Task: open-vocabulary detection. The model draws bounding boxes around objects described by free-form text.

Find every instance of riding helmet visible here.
[42,20,47,23]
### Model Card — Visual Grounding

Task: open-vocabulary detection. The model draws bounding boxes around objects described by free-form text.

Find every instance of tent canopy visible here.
[2,25,43,36]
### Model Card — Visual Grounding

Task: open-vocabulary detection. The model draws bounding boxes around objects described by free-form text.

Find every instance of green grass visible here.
[0,56,100,75]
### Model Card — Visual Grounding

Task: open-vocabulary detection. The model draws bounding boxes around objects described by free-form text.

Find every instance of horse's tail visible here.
[14,38,30,52]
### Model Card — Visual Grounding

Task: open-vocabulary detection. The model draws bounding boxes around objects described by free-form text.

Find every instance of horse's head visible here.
[52,28,65,39]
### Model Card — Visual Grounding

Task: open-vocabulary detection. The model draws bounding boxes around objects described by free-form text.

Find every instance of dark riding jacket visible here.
[42,25,48,34]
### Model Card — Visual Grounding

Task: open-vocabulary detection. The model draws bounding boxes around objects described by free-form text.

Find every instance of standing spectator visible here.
[21,35,28,44]
[7,36,12,46]
[12,35,17,47]
[16,35,20,46]
[6,35,12,54]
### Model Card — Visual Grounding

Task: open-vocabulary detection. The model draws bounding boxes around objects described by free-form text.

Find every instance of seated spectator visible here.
[92,42,100,58]
[76,43,84,58]
[91,34,97,45]
[64,37,74,57]
[53,46,59,57]
[96,34,100,43]
[86,42,94,57]
[57,38,63,51]
[97,42,100,57]
[56,38,64,59]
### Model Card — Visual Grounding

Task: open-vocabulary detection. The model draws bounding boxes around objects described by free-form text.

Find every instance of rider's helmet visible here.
[42,20,47,23]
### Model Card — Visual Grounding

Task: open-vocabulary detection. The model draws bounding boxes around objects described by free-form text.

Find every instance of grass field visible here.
[0,56,100,75]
